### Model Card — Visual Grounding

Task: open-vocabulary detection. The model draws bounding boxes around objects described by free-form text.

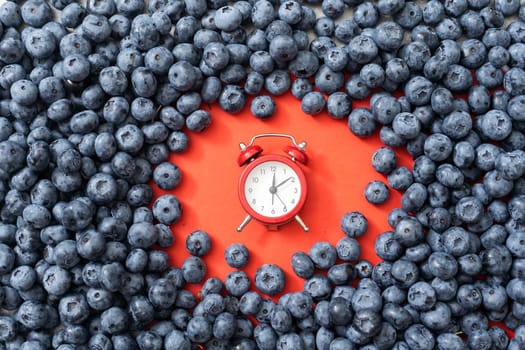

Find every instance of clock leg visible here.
[294,215,309,232]
[237,215,252,232]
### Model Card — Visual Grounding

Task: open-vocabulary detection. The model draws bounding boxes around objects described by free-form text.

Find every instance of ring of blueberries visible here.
[0,0,525,349]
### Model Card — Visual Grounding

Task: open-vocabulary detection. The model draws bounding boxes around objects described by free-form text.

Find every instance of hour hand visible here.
[276,176,293,188]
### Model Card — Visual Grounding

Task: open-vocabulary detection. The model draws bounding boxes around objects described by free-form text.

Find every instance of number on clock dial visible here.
[244,160,301,218]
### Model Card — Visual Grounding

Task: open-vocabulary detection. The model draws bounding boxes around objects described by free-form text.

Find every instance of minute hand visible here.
[275,177,293,188]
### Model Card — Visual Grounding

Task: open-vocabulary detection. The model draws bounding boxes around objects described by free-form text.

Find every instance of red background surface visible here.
[152,89,516,339]
[152,92,412,298]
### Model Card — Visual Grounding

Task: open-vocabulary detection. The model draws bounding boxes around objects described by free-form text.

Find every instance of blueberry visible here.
[250,95,276,119]
[186,315,213,343]
[100,261,127,292]
[435,163,465,189]
[185,109,211,132]
[324,47,349,72]
[334,19,359,43]
[201,43,229,72]
[151,162,181,190]
[504,67,525,98]
[486,50,510,74]
[328,263,355,285]
[213,5,242,32]
[211,312,237,340]
[140,44,172,72]
[152,194,182,225]
[148,278,177,308]
[371,147,397,175]
[238,291,261,316]
[305,274,332,301]
[148,250,169,273]
[379,125,406,147]
[269,35,298,63]
[197,77,222,105]
[9,265,36,292]
[267,304,292,334]
[255,299,275,324]
[429,87,453,115]
[364,180,390,204]
[309,241,337,270]
[0,2,22,28]
[84,173,118,206]
[125,183,153,208]
[347,34,378,64]
[508,194,525,224]
[411,26,440,52]
[255,264,285,296]
[254,324,278,350]
[460,39,487,69]
[394,2,422,29]
[474,63,504,90]
[127,221,158,249]
[185,230,212,257]
[20,0,52,28]
[315,65,344,94]
[488,326,509,349]
[454,196,483,224]
[57,293,90,325]
[225,270,251,297]
[301,91,326,116]
[339,212,368,239]
[351,2,377,29]
[391,257,420,288]
[290,251,315,279]
[21,203,51,229]
[443,64,475,92]
[325,92,351,119]
[166,131,189,154]
[134,331,162,350]
[375,231,404,262]
[352,308,383,338]
[98,306,128,336]
[10,79,38,107]
[142,122,169,147]
[274,332,304,350]
[265,69,291,96]
[348,108,376,137]
[125,248,148,273]
[224,243,249,268]
[248,52,273,77]
[376,0,405,15]
[359,63,385,89]
[218,84,246,114]
[85,287,113,312]
[289,50,320,79]
[76,229,106,261]
[182,256,206,284]
[475,143,502,172]
[508,43,525,69]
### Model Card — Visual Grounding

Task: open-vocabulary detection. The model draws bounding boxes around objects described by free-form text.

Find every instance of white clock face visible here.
[243,160,302,218]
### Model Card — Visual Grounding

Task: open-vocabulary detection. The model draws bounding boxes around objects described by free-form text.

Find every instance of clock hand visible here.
[275,176,294,188]
[271,172,276,205]
[275,192,286,207]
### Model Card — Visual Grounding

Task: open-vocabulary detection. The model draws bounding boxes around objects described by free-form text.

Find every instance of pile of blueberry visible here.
[0,0,525,348]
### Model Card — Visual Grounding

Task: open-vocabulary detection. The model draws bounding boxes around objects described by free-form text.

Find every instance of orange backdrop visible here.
[153,91,412,298]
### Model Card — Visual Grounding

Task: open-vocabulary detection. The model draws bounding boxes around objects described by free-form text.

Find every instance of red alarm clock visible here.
[236,133,309,232]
